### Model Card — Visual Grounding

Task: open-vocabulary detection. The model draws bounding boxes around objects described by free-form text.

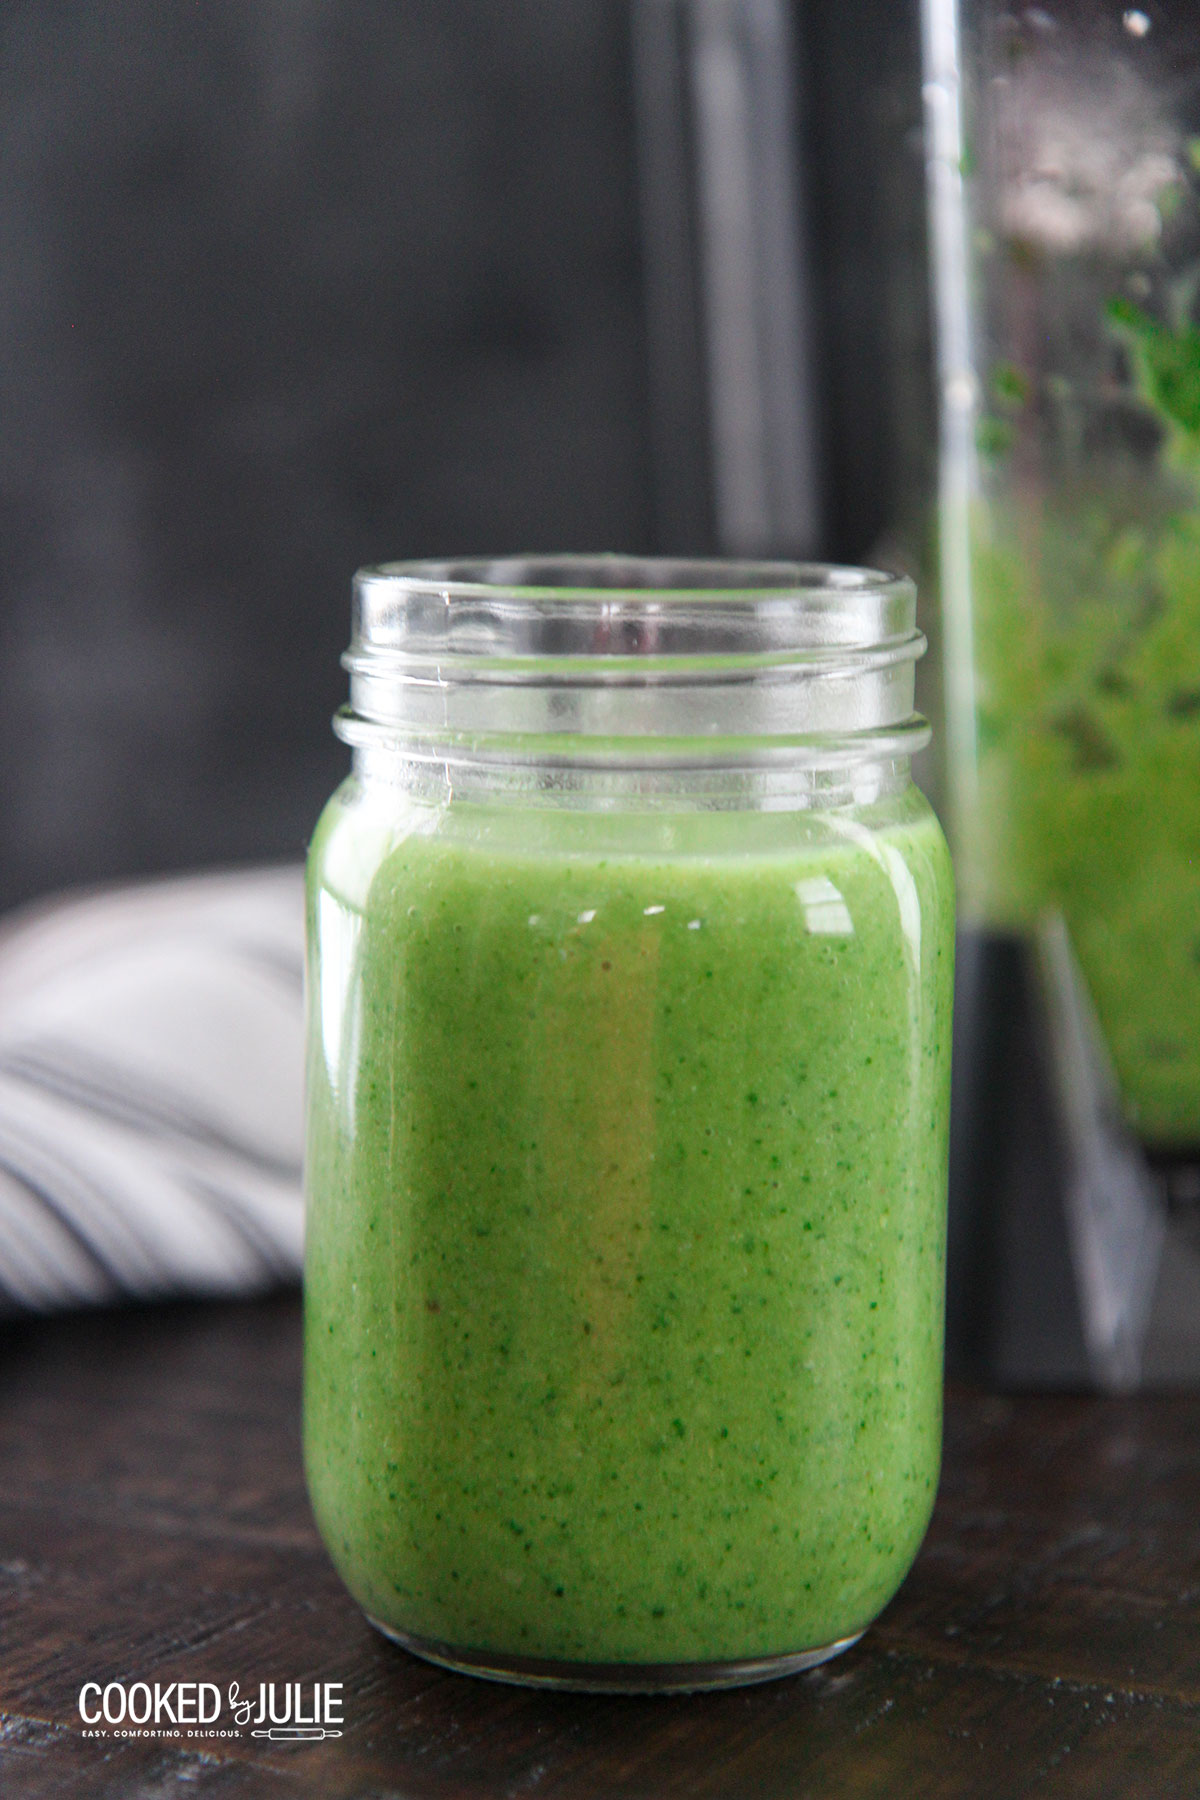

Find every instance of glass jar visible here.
[303,556,955,1692]
[925,0,1200,1149]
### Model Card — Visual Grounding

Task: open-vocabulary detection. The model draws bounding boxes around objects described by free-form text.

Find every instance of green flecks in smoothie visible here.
[304,785,953,1666]
[967,297,1200,1146]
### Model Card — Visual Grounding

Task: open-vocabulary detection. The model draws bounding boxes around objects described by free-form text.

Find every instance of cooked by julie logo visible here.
[77,1680,344,1743]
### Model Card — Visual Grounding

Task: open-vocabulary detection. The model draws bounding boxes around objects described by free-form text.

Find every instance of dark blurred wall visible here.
[799,0,931,566]
[0,1,652,909]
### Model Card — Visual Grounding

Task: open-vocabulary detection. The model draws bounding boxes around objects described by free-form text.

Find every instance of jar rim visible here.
[352,556,918,665]
[359,554,911,607]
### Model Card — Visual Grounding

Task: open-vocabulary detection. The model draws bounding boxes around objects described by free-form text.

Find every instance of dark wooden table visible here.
[0,1295,1197,1798]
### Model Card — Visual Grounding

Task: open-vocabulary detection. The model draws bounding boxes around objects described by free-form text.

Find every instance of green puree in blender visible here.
[304,782,954,1667]
[969,304,1200,1148]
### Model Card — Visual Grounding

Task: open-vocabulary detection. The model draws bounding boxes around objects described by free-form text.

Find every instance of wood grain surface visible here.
[0,1295,1196,1798]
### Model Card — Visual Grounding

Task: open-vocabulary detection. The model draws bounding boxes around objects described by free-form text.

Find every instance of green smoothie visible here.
[304,780,954,1670]
[966,306,1200,1147]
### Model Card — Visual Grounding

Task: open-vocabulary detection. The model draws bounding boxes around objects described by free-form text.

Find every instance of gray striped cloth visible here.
[0,865,305,1314]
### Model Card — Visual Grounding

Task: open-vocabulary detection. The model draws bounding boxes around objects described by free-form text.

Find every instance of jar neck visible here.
[337,556,930,814]
[350,744,919,813]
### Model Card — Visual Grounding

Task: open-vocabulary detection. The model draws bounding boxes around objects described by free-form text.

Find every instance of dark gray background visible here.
[0,0,928,911]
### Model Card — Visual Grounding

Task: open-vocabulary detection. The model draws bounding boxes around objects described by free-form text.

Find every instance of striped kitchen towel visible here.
[0,865,305,1314]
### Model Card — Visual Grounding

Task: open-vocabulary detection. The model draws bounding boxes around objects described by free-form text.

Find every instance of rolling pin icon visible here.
[251,1727,343,1741]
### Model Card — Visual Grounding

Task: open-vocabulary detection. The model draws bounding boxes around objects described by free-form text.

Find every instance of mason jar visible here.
[925,0,1200,1150]
[303,556,955,1692]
